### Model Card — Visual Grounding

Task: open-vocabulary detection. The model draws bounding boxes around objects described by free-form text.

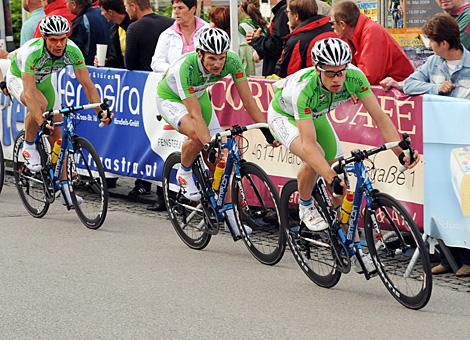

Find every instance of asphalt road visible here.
[0,178,469,339]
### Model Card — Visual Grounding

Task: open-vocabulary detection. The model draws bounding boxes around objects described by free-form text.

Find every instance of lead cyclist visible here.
[267,38,419,272]
[6,15,112,204]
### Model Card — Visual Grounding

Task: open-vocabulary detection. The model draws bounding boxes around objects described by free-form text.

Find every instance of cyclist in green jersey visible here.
[267,38,418,270]
[6,15,111,174]
[156,27,276,236]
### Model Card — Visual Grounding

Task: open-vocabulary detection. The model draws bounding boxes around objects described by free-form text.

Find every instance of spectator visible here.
[33,0,76,38]
[331,0,413,85]
[238,0,268,75]
[124,0,174,71]
[435,0,470,50]
[208,6,231,36]
[21,0,45,46]
[246,0,290,76]
[381,13,470,99]
[151,0,207,75]
[67,0,111,65]
[124,0,173,199]
[277,0,336,78]
[99,0,132,68]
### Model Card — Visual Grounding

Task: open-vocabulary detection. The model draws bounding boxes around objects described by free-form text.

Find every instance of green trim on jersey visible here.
[272,65,372,121]
[157,50,247,102]
[10,38,86,84]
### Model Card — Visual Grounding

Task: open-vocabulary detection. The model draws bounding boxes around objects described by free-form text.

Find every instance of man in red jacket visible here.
[33,0,76,38]
[331,0,413,85]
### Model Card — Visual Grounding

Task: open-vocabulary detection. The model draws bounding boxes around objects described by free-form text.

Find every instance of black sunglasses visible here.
[317,66,347,78]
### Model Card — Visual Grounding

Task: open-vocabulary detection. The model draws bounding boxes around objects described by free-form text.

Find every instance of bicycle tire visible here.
[68,136,108,229]
[13,131,50,218]
[232,161,286,265]
[364,192,432,310]
[0,141,4,194]
[162,152,211,250]
[280,179,341,288]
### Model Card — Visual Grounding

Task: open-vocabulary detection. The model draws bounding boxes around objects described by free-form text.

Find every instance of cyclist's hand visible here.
[330,175,347,196]
[0,80,9,96]
[98,110,113,126]
[260,127,279,147]
[200,133,211,146]
[438,81,455,94]
[398,149,420,169]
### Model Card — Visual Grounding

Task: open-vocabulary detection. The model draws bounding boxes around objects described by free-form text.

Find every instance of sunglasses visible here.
[317,66,347,78]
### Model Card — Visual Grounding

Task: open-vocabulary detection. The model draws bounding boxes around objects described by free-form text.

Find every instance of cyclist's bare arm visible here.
[296,119,337,183]
[75,67,112,125]
[361,93,419,168]
[182,96,211,145]
[22,72,47,126]
[235,79,265,123]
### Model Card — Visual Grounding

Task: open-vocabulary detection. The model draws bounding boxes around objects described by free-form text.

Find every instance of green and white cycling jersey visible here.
[157,51,247,125]
[271,64,372,120]
[9,38,86,109]
[268,65,373,160]
[11,38,86,83]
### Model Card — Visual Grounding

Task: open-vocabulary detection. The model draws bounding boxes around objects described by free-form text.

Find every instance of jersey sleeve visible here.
[176,58,197,100]
[66,42,87,70]
[226,51,247,84]
[347,66,373,99]
[294,87,316,120]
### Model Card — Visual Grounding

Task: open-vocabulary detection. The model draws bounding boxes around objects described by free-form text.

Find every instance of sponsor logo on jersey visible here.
[304,108,312,115]
[360,86,369,93]
[235,71,245,79]
[188,86,195,94]
[30,66,35,71]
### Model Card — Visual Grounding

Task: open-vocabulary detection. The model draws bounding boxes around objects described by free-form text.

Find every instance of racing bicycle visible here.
[13,101,111,229]
[162,123,286,265]
[280,134,432,309]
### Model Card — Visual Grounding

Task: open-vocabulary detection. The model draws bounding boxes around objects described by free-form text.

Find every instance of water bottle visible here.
[51,139,62,165]
[339,191,354,224]
[212,159,226,190]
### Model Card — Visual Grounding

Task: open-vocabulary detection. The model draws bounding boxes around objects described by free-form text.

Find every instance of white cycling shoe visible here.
[177,167,201,201]
[299,204,329,231]
[21,145,42,172]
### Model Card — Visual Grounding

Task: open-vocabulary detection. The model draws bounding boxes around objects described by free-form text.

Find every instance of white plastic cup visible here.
[96,44,108,66]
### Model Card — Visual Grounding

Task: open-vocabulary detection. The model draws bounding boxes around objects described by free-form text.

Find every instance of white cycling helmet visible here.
[39,15,70,36]
[197,28,230,54]
[312,38,352,66]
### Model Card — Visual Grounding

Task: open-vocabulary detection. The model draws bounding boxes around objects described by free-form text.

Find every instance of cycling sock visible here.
[180,164,191,172]
[225,207,240,235]
[24,140,35,147]
[60,180,72,205]
[299,198,313,206]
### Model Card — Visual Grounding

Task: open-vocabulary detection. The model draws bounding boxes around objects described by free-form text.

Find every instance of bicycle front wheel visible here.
[280,179,341,288]
[0,141,4,194]
[68,136,108,229]
[13,131,50,218]
[232,161,286,265]
[162,152,211,250]
[364,192,432,310]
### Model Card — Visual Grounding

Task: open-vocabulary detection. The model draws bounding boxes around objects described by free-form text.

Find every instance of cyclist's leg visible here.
[7,71,48,171]
[268,108,328,231]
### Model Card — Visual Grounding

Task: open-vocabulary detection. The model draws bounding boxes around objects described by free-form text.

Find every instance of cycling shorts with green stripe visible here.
[267,106,343,161]
[156,90,222,136]
[6,70,60,110]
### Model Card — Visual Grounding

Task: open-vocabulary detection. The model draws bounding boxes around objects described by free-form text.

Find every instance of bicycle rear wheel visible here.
[364,192,432,310]
[13,131,50,218]
[280,179,341,288]
[232,161,286,265]
[68,136,108,229]
[162,152,211,250]
[0,141,4,194]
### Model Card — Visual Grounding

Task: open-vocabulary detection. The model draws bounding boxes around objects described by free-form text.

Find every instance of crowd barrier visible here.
[1,66,469,247]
